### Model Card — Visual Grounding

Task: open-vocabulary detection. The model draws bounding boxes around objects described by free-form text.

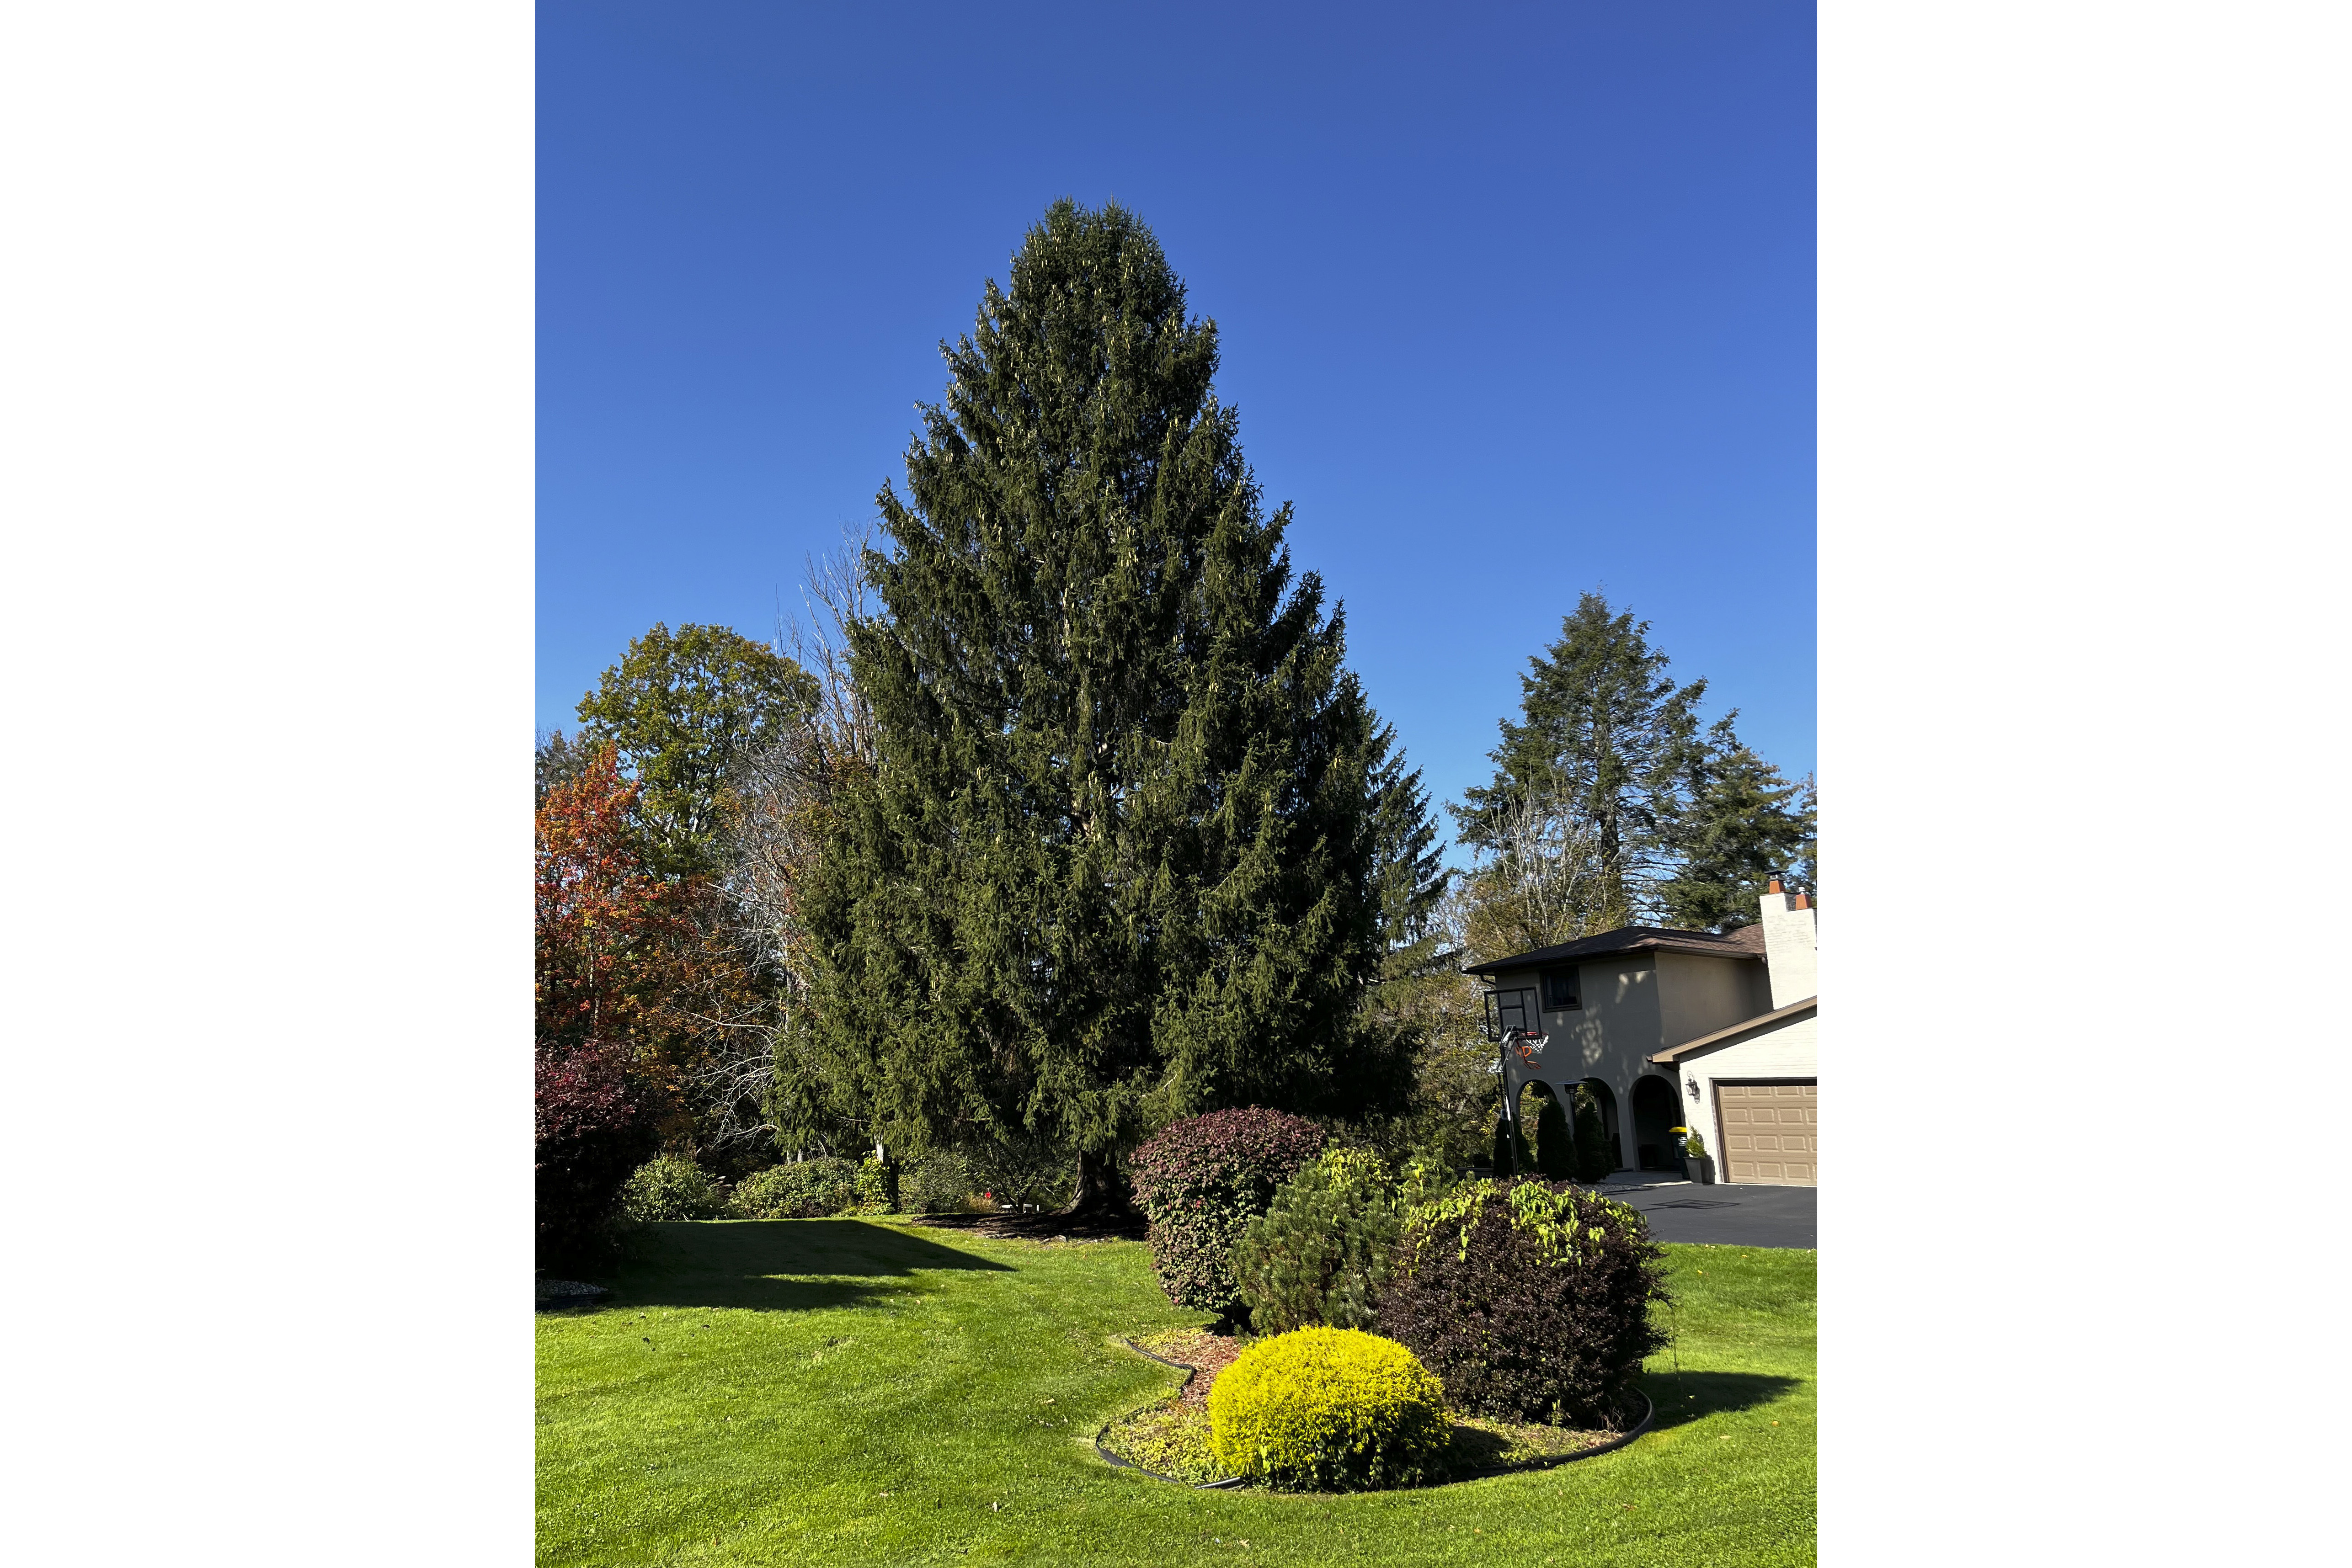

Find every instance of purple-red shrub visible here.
[1375,1178,1669,1428]
[534,1039,653,1267]
[1128,1108,1325,1316]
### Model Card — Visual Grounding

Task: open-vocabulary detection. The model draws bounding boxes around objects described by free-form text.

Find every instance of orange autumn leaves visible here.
[534,744,766,1144]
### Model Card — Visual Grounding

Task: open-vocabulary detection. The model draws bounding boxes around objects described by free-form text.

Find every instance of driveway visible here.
[1589,1175,1816,1249]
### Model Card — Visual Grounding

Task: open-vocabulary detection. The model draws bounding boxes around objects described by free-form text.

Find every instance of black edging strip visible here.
[1093,1339,1247,1488]
[1093,1338,1655,1492]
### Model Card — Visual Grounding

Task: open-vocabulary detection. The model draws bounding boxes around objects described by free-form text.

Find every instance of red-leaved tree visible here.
[534,746,690,1264]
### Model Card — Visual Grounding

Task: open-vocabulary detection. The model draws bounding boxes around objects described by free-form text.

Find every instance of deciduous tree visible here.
[576,622,821,875]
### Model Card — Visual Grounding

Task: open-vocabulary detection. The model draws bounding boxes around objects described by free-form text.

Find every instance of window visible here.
[1542,967,1581,1010]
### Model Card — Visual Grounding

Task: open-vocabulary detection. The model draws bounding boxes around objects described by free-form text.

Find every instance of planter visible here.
[1681,1154,1714,1185]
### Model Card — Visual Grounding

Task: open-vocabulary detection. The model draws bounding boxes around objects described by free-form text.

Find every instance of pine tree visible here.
[1453,593,1704,937]
[1658,716,1817,930]
[800,201,1426,1213]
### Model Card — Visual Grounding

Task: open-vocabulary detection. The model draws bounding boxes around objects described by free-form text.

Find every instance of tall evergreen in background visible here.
[800,202,1430,1212]
[1453,593,1705,935]
[1454,593,1816,949]
[1658,716,1815,929]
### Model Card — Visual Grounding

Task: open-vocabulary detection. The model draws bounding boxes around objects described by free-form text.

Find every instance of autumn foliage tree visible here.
[533,745,707,1263]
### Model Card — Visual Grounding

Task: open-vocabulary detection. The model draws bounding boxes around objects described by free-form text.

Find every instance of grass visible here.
[537,1218,1814,1566]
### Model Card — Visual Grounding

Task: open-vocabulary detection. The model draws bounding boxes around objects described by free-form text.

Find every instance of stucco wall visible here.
[1655,952,1769,1053]
[1490,957,1677,1170]
[1759,891,1818,1008]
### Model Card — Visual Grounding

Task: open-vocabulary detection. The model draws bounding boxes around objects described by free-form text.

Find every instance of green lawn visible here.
[537,1219,1814,1567]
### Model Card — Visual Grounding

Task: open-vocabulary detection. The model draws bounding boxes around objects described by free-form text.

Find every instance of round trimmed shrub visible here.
[1232,1148,1401,1334]
[1129,1108,1325,1315]
[1207,1326,1449,1491]
[615,1154,729,1223]
[731,1158,859,1218]
[1376,1178,1669,1428]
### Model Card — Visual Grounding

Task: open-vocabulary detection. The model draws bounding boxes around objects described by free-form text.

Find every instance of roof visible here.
[1460,922,1767,976]
[1646,996,1818,1064]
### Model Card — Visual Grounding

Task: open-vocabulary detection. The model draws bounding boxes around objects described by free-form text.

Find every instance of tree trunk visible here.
[1066,1145,1136,1219]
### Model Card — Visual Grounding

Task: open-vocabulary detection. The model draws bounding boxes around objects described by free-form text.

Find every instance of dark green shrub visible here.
[1207,1327,1450,1491]
[1533,1090,1573,1180]
[1233,1148,1402,1334]
[1376,1178,1669,1428]
[731,1158,859,1218]
[615,1154,729,1223]
[965,1128,1072,1212]
[902,1150,976,1215]
[1490,1117,1518,1177]
[853,1157,898,1214]
[1573,1087,1616,1181]
[1129,1108,1325,1316]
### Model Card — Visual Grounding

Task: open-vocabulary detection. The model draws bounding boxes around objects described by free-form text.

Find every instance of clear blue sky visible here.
[538,2,1816,861]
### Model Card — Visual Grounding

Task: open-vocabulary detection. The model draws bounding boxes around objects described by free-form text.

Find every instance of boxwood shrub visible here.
[1207,1326,1450,1491]
[1232,1148,1401,1334]
[1128,1108,1324,1316]
[615,1154,729,1223]
[1375,1177,1669,1428]
[730,1158,860,1218]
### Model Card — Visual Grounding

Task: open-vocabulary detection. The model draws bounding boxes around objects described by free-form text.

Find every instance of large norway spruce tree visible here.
[802,202,1419,1212]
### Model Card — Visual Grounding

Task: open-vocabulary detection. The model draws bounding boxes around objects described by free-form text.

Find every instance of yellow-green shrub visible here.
[1206,1326,1449,1490]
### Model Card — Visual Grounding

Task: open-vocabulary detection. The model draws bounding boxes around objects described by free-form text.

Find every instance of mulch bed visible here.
[535,1278,611,1311]
[1097,1328,1644,1490]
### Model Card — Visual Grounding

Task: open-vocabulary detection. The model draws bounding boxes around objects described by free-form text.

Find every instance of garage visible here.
[1716,1080,1816,1185]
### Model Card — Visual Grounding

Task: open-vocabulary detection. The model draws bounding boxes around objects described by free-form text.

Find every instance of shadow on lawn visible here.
[607,1218,1013,1313]
[1637,1370,1805,1430]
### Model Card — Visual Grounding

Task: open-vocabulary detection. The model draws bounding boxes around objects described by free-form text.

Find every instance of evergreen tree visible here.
[1452,593,1704,936]
[1532,1087,1573,1180]
[1571,1085,1616,1180]
[1491,1116,1519,1178]
[800,201,1426,1213]
[1659,716,1817,930]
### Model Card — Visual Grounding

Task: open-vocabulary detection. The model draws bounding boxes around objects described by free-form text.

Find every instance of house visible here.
[1463,880,1817,1185]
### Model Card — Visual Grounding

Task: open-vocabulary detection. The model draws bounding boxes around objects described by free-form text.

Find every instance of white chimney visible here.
[1757,877,1817,1009]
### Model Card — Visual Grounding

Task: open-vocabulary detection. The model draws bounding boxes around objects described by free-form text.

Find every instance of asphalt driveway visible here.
[1591,1176,1817,1249]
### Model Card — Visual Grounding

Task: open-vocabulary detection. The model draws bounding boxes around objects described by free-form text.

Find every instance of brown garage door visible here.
[1716,1081,1817,1185]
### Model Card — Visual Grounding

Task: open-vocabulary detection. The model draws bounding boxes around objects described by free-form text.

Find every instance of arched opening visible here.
[1578,1079,1621,1173]
[1629,1074,1681,1171]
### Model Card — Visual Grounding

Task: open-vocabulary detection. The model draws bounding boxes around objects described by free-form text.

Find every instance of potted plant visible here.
[1669,1127,1714,1185]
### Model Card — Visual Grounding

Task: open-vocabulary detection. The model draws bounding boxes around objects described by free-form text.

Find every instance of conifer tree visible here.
[1658,716,1817,929]
[799,202,1427,1213]
[1453,593,1705,935]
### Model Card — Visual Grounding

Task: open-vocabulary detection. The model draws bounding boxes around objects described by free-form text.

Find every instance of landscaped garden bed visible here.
[1096,1327,1648,1489]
